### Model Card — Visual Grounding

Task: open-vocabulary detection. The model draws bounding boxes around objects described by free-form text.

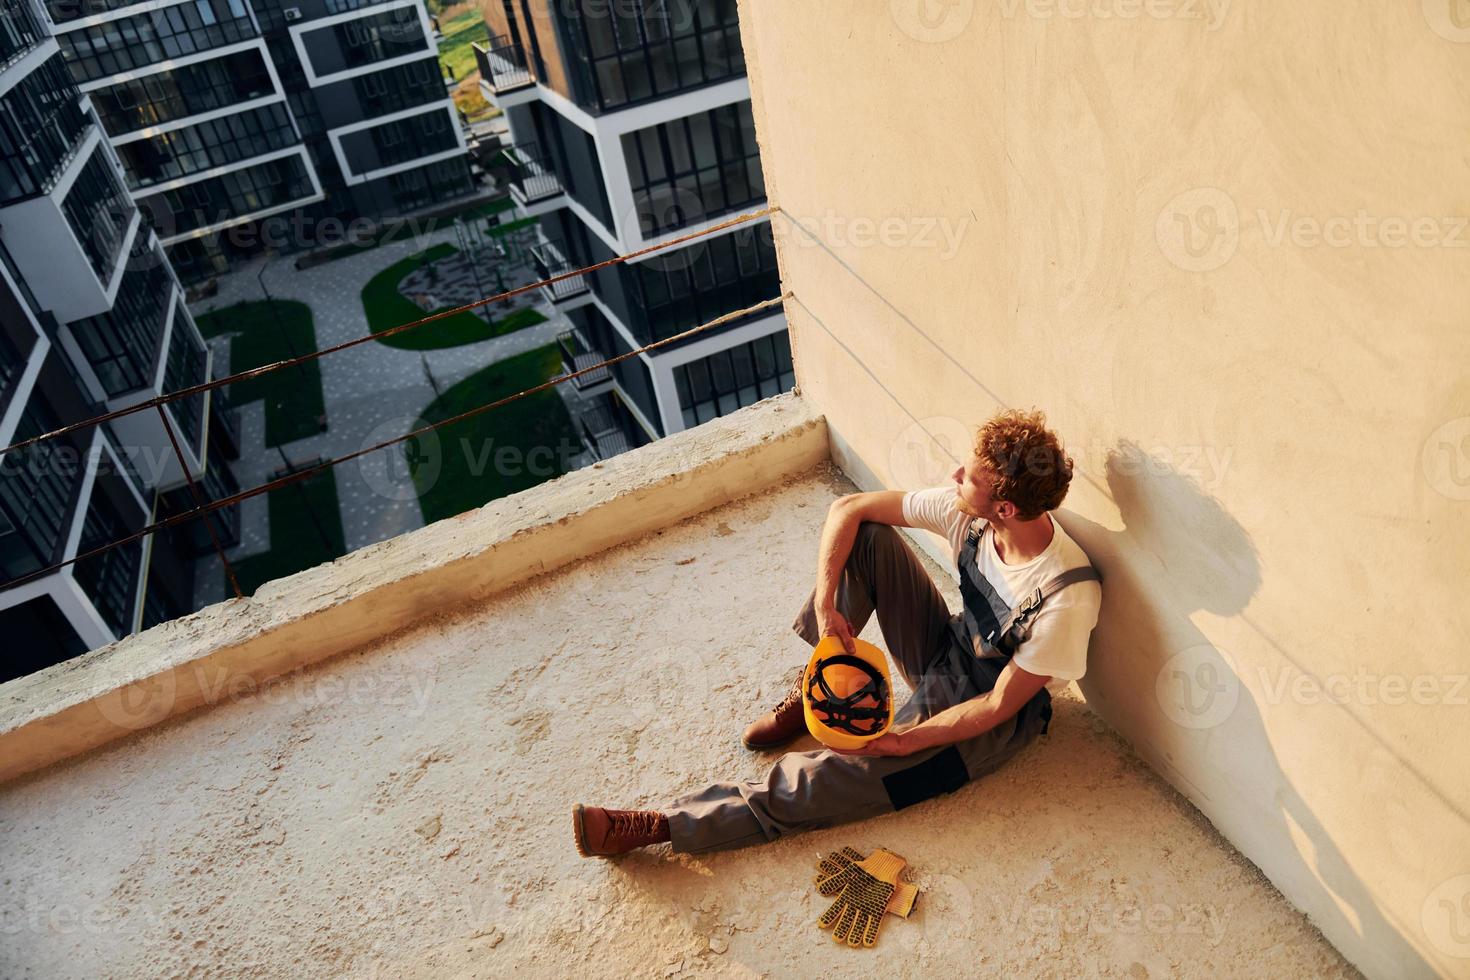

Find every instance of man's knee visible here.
[852,520,903,560]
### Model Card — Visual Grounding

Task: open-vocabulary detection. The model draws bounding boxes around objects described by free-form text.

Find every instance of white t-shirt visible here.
[901,485,1102,696]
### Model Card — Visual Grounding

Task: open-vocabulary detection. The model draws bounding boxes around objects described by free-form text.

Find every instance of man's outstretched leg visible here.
[570,521,992,858]
[572,804,671,857]
[663,645,1050,855]
[571,641,1053,857]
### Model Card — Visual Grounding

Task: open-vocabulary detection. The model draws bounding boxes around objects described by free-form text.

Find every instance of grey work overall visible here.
[666,520,1057,854]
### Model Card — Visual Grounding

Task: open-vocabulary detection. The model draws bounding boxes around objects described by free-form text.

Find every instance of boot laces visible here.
[609,809,662,839]
[769,671,804,713]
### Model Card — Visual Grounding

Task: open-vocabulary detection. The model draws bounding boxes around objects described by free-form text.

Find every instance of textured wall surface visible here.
[735,3,1469,977]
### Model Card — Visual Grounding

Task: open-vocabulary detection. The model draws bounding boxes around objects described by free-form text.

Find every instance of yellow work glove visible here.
[816,847,908,947]
[815,846,919,918]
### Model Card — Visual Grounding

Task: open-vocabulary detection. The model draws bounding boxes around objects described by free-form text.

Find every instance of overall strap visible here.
[987,565,1102,652]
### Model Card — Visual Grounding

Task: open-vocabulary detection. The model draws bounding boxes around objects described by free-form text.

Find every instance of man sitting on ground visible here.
[571,408,1103,858]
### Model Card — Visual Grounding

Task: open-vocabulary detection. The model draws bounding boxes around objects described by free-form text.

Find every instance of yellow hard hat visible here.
[802,635,894,751]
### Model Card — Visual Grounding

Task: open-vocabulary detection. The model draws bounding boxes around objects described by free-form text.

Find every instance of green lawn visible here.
[361,240,547,350]
[194,300,325,447]
[435,6,500,123]
[437,7,490,83]
[229,467,346,597]
[414,343,580,523]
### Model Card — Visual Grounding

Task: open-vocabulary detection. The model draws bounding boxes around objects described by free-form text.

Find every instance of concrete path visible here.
[190,221,581,606]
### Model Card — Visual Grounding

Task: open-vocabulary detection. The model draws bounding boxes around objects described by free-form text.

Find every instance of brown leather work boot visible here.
[741,666,807,751]
[572,804,671,857]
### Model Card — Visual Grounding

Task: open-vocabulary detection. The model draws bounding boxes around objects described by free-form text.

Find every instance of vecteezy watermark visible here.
[1252,667,1468,708]
[617,643,710,731]
[1422,874,1470,959]
[1422,0,1470,42]
[997,0,1230,29]
[0,438,179,490]
[1255,210,1470,250]
[1156,187,1241,272]
[1158,655,1467,729]
[359,416,443,503]
[1421,416,1470,501]
[135,195,458,260]
[777,209,972,260]
[1158,187,1470,272]
[1078,438,1234,490]
[889,416,973,489]
[1155,643,1241,730]
[88,654,439,731]
[908,872,976,949]
[356,417,587,501]
[554,0,698,33]
[1004,896,1229,943]
[1,893,166,939]
[890,0,976,43]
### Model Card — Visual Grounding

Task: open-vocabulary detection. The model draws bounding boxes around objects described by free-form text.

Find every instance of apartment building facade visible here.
[45,0,476,282]
[473,0,791,449]
[0,0,243,679]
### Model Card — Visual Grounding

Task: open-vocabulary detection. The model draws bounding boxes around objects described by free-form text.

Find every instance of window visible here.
[57,0,258,83]
[0,400,80,583]
[566,0,744,112]
[141,155,312,238]
[73,486,144,637]
[631,222,779,343]
[61,149,136,282]
[90,49,274,135]
[673,330,794,428]
[115,101,298,190]
[621,101,764,236]
[0,53,90,205]
[68,237,174,395]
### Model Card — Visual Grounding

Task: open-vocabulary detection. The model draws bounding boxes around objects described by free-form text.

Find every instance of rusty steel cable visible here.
[0,205,778,458]
[0,290,791,596]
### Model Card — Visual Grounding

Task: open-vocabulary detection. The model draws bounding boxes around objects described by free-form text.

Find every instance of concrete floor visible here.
[0,464,1358,978]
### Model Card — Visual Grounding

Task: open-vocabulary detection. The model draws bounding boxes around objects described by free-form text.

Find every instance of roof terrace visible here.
[0,394,1354,978]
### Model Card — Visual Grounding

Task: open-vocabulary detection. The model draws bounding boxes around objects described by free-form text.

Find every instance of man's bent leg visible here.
[791,522,955,690]
[667,688,1051,854]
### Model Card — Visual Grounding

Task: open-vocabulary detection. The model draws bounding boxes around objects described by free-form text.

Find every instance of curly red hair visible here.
[973,408,1074,521]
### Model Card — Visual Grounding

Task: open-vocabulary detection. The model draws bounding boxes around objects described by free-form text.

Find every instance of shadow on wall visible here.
[1067,441,1429,976]
[775,206,1444,974]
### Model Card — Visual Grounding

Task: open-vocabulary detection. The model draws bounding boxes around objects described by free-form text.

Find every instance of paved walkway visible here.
[191,219,584,607]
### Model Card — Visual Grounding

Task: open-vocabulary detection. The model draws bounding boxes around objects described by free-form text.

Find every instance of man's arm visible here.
[814,492,910,610]
[899,660,1049,752]
[838,659,1050,757]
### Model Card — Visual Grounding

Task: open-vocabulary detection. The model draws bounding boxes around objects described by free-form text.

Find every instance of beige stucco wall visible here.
[735,2,1470,977]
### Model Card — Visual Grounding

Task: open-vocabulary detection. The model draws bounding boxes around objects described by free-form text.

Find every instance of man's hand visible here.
[816,602,856,654]
[830,728,911,757]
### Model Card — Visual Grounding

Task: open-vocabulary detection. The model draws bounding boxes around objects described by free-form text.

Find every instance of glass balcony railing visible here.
[501,141,563,204]
[0,0,49,68]
[530,238,589,303]
[575,395,634,461]
[556,328,611,391]
[72,481,144,638]
[472,35,533,95]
